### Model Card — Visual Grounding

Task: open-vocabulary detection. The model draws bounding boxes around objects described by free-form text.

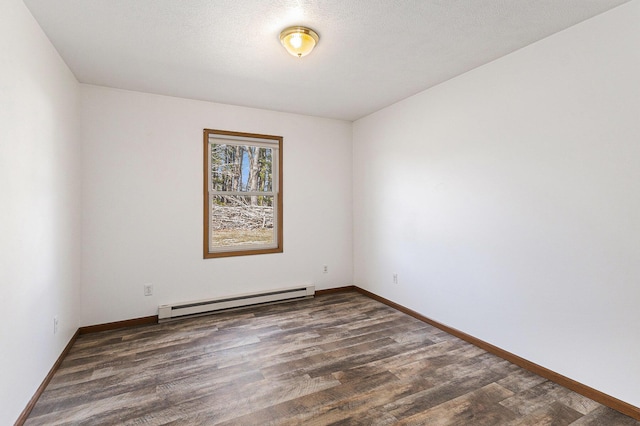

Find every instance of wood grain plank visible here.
[23,292,640,425]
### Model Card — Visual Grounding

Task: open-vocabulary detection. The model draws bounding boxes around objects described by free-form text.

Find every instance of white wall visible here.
[0,0,81,423]
[80,85,353,326]
[353,0,640,407]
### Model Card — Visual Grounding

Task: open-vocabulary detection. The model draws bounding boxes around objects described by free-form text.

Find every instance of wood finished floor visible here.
[26,292,638,425]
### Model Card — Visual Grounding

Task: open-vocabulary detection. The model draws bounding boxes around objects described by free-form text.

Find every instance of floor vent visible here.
[158,285,315,321]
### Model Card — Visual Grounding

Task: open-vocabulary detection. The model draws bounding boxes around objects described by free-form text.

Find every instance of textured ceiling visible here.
[23,0,630,121]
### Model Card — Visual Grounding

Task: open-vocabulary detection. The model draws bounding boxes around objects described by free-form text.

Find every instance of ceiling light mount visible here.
[279,26,319,58]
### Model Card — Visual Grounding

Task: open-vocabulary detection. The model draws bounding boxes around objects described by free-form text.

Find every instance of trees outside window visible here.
[203,129,283,258]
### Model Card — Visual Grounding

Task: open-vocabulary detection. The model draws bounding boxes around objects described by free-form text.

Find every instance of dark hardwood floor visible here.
[26,292,638,425]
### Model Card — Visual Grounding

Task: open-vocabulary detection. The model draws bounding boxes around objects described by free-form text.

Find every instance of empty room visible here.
[2,0,639,424]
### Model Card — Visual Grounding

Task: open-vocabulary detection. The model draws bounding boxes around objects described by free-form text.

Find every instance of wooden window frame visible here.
[203,129,283,258]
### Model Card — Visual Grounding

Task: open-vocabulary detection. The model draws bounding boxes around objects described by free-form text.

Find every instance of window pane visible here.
[204,129,282,258]
[210,195,275,248]
[210,144,273,193]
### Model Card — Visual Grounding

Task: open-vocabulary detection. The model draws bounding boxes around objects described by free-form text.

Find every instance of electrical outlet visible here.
[393,273,398,284]
[323,265,328,274]
[144,284,153,296]
[53,316,59,335]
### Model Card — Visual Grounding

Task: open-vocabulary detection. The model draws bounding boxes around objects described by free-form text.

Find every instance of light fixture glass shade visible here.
[279,26,319,58]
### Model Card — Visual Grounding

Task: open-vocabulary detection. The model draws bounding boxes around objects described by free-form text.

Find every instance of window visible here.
[203,129,283,258]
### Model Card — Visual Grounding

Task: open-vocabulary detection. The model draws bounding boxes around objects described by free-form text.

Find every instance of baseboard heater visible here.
[158,285,315,321]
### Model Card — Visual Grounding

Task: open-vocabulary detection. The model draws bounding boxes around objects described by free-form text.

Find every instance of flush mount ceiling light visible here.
[279,26,319,58]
